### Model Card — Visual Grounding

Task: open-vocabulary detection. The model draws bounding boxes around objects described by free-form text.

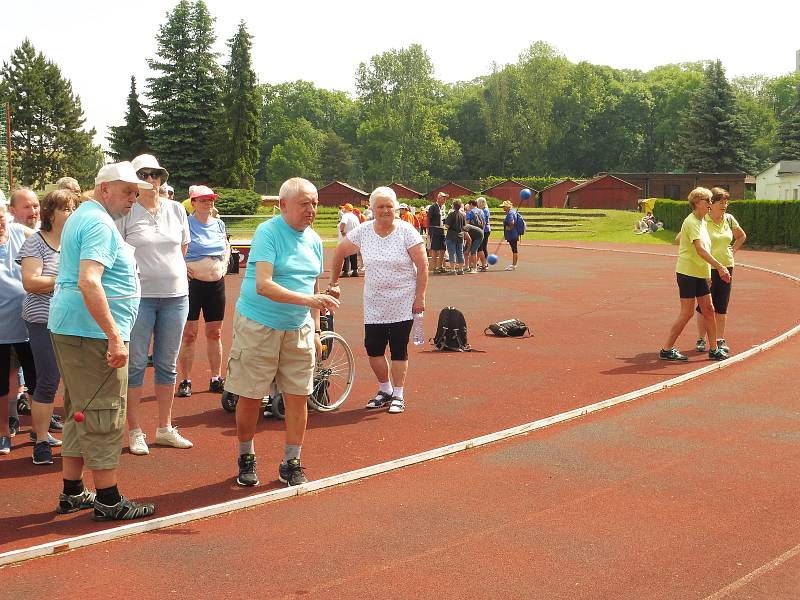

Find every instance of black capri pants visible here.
[0,342,36,397]
[188,278,226,322]
[479,230,490,256]
[507,238,519,254]
[364,320,413,361]
[695,267,733,315]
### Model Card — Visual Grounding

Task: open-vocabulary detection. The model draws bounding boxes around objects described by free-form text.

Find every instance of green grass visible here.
[224,207,677,246]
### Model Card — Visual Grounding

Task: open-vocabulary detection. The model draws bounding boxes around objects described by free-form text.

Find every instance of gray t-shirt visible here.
[17,232,60,324]
[117,199,190,298]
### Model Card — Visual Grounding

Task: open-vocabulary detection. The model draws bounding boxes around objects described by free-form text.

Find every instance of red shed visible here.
[565,175,641,210]
[541,179,578,208]
[481,179,536,205]
[425,181,475,201]
[317,181,369,208]
[388,182,423,200]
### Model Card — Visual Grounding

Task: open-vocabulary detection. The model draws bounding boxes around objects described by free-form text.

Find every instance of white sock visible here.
[392,387,404,399]
[239,439,254,456]
[157,426,173,434]
[129,427,142,436]
[379,381,392,395]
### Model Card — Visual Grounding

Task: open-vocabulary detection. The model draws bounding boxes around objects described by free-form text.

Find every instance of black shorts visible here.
[507,238,519,254]
[188,278,226,322]
[430,233,445,251]
[364,320,413,361]
[695,267,733,314]
[676,272,710,299]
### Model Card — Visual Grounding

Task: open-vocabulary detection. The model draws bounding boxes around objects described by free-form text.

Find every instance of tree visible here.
[319,131,353,182]
[676,60,757,173]
[214,20,261,189]
[0,39,101,188]
[147,0,222,189]
[106,75,150,161]
[355,44,461,182]
[264,118,324,181]
[775,84,800,160]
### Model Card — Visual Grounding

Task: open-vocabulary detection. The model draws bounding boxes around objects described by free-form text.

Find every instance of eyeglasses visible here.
[137,170,164,180]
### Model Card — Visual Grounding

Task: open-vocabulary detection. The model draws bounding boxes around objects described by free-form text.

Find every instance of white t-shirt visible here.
[347,220,423,324]
[117,199,190,297]
[338,211,360,242]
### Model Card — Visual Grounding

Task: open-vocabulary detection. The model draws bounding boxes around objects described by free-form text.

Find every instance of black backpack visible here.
[432,307,472,352]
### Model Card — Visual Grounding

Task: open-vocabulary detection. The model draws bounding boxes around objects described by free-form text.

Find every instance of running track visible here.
[1,243,799,599]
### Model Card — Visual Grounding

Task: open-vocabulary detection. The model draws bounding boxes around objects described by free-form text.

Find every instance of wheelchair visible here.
[220,312,354,419]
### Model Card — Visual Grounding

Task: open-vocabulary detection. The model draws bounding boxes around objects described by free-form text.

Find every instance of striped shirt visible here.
[17,232,60,324]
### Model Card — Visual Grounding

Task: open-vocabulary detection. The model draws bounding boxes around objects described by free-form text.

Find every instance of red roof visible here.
[317,181,369,197]
[481,179,533,193]
[387,182,424,197]
[541,179,579,191]
[567,174,641,193]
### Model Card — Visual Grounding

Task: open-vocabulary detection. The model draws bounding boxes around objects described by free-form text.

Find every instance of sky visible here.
[1,0,798,150]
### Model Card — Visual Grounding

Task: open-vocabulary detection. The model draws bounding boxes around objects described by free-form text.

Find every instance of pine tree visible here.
[214,20,261,189]
[676,60,756,173]
[0,39,101,188]
[107,76,150,161]
[147,0,222,189]
[775,84,800,160]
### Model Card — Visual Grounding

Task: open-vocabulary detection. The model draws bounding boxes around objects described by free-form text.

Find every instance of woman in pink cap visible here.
[176,185,230,401]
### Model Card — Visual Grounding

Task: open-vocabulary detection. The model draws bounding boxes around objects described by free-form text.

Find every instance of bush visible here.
[212,188,261,215]
[654,198,800,248]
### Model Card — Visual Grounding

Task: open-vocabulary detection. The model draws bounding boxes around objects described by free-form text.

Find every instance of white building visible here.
[756,161,800,200]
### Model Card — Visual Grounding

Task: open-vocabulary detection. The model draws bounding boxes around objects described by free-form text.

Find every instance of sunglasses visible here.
[137,170,164,180]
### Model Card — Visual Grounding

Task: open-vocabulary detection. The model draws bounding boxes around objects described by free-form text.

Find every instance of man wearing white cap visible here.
[48,162,156,521]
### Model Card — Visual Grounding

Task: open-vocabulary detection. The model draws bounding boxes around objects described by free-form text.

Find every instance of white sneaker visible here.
[154,426,193,449]
[128,430,149,455]
[504,264,517,271]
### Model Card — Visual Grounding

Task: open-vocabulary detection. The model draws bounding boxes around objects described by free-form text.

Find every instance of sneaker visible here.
[456,270,465,275]
[388,397,405,414]
[49,414,64,432]
[340,271,350,278]
[466,268,479,274]
[716,338,730,352]
[30,431,63,446]
[56,488,96,514]
[350,271,359,277]
[278,458,308,486]
[9,416,19,437]
[17,394,31,415]
[478,265,488,271]
[209,377,225,393]
[32,441,53,465]
[92,496,155,522]
[237,453,259,486]
[128,430,149,455]
[0,436,10,455]
[176,380,192,397]
[154,426,193,449]
[659,348,688,361]
[695,338,706,352]
[365,391,393,409]
[504,264,517,271]
[709,348,729,361]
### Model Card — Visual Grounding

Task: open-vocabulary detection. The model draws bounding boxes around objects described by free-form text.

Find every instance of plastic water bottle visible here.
[412,312,425,345]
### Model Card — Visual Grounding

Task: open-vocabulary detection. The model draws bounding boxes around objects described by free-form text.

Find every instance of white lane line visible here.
[2,247,799,568]
[702,542,800,600]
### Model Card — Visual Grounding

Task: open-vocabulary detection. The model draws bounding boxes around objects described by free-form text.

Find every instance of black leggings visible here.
[479,230,490,256]
[342,254,358,274]
[364,320,413,361]
[0,342,36,397]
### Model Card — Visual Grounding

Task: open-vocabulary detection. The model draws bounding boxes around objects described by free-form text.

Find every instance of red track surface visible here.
[2,243,799,598]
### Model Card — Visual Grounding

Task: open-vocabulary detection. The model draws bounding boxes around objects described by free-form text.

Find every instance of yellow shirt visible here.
[182,198,194,215]
[705,213,739,268]
[676,213,711,278]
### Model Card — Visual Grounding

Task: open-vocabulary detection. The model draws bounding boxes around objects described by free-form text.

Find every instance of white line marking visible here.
[2,246,799,568]
[702,542,800,599]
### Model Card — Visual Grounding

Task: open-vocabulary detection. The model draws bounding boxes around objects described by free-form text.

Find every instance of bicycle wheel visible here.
[308,331,354,411]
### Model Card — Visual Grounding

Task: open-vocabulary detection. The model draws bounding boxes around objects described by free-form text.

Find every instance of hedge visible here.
[654,198,800,249]
[208,187,261,215]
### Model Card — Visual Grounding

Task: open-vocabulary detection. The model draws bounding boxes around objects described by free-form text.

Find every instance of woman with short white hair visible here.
[328,187,428,414]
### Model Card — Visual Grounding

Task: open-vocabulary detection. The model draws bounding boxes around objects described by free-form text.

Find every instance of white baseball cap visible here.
[95,162,153,189]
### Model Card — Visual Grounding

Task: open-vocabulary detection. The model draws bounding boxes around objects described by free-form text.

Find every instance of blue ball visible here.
[487,254,498,265]
[520,188,532,200]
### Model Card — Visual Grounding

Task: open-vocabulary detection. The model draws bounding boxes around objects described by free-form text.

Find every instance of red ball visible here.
[74,411,85,423]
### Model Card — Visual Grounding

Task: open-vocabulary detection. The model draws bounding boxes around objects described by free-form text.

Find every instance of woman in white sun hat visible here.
[118,154,192,455]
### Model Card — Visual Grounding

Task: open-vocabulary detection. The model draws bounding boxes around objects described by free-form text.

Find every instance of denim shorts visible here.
[128,296,189,387]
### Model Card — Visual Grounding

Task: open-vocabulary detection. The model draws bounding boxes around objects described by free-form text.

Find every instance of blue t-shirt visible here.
[0,223,29,343]
[49,200,140,341]
[503,210,519,241]
[236,215,323,331]
[185,215,227,261]
[482,207,491,233]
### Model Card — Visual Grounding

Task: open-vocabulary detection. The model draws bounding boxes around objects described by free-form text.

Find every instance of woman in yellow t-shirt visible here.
[693,187,746,353]
[660,187,731,362]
